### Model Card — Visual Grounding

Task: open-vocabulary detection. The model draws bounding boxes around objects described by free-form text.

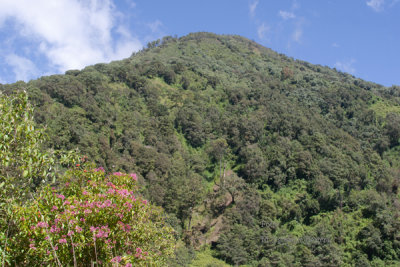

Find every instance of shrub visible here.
[0,91,67,192]
[12,166,176,266]
[0,91,79,265]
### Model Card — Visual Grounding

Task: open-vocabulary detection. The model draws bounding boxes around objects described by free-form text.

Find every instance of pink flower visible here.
[135,247,146,259]
[84,209,92,214]
[110,256,122,263]
[104,200,112,207]
[54,246,58,251]
[80,218,85,222]
[107,188,115,194]
[106,182,116,188]
[37,221,49,228]
[124,202,133,210]
[63,200,71,205]
[59,239,67,244]
[95,230,108,238]
[142,200,148,205]
[82,190,88,195]
[67,230,74,237]
[51,206,58,211]
[57,194,65,200]
[113,172,123,176]
[118,189,130,197]
[29,244,36,250]
[130,173,137,181]
[90,226,99,232]
[94,167,105,172]
[75,226,83,233]
[125,264,133,267]
[50,225,61,233]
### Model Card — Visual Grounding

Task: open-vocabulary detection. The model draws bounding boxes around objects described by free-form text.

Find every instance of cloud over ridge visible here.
[366,0,385,11]
[0,0,142,81]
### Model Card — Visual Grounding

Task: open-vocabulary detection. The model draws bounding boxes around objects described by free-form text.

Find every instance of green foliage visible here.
[369,97,400,119]
[11,167,175,266]
[1,91,61,192]
[0,92,175,265]
[168,243,196,266]
[189,247,230,267]
[0,91,79,265]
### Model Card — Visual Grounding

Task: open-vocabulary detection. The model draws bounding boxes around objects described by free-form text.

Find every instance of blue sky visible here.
[0,0,399,86]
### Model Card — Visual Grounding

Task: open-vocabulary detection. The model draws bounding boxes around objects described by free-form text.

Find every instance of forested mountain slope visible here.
[2,32,400,266]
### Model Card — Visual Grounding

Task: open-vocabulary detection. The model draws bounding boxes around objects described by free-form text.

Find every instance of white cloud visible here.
[332,42,340,48]
[125,0,136,9]
[291,0,300,10]
[367,0,385,11]
[334,59,356,74]
[277,2,304,45]
[5,54,38,81]
[279,10,296,20]
[257,23,270,40]
[291,19,304,44]
[0,0,142,76]
[249,0,259,17]
[148,20,163,33]
[292,28,303,43]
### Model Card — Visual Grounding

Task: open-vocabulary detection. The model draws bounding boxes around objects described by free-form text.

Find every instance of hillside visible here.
[2,32,400,266]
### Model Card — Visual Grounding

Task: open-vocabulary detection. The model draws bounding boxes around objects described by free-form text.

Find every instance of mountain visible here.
[2,32,400,266]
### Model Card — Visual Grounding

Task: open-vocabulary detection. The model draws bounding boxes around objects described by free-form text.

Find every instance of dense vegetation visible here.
[2,32,400,266]
[0,92,175,266]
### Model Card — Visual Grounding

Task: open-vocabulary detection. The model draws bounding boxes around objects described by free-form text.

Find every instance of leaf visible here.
[23,170,29,177]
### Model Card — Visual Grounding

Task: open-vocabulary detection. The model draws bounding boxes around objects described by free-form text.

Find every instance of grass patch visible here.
[190,247,231,267]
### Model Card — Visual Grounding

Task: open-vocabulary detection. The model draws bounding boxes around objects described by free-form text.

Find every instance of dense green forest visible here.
[2,32,400,266]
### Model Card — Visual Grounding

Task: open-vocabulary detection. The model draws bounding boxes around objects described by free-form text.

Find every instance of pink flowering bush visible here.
[13,165,175,266]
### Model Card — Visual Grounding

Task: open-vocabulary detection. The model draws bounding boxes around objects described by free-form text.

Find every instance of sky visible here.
[0,0,399,87]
